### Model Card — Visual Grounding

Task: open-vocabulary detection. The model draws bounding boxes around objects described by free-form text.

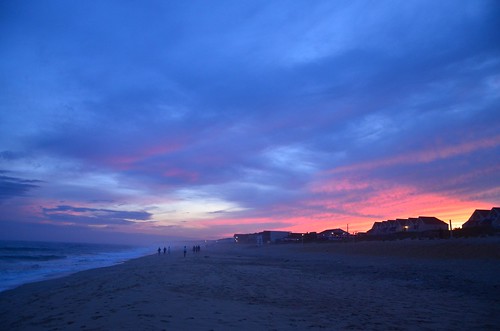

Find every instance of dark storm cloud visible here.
[42,205,153,226]
[0,171,41,201]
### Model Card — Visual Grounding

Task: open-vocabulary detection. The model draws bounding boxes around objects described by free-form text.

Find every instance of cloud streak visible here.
[42,205,154,226]
[0,171,41,201]
[329,135,500,174]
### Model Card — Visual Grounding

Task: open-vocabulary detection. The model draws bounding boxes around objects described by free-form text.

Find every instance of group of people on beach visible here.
[157,246,171,255]
[157,245,201,257]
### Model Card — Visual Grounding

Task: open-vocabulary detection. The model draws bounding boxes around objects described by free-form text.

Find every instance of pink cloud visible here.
[310,177,374,194]
[330,135,500,174]
[306,173,494,232]
[173,166,496,236]
[100,140,187,170]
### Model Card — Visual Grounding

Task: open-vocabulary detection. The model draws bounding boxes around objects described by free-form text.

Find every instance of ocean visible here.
[0,240,151,292]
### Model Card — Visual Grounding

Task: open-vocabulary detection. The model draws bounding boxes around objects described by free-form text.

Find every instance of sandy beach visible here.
[1,238,499,330]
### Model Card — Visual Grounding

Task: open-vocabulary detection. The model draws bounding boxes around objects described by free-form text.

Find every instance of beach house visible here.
[318,229,350,240]
[257,231,290,244]
[489,208,500,229]
[234,231,290,244]
[462,209,492,228]
[369,219,410,235]
[368,216,448,236]
[417,217,449,232]
[234,233,259,244]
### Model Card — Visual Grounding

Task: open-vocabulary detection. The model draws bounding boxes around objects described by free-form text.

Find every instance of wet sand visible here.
[1,237,499,330]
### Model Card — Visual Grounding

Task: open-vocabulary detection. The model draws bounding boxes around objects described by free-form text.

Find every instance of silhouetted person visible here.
[183,246,187,257]
[157,247,161,255]
[163,247,166,254]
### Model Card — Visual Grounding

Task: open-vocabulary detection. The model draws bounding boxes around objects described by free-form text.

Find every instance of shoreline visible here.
[0,242,151,293]
[1,238,499,330]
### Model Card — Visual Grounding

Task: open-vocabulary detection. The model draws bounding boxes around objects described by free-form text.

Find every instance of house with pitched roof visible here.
[318,228,350,240]
[416,216,448,232]
[489,208,500,229]
[368,216,448,235]
[462,209,491,228]
[370,221,384,234]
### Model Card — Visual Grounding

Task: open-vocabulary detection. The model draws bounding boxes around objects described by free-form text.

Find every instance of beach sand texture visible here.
[1,238,499,330]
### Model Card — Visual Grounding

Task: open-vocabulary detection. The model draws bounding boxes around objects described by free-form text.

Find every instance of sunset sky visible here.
[1,1,499,244]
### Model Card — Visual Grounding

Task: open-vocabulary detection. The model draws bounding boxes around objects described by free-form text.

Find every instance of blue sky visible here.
[1,1,499,244]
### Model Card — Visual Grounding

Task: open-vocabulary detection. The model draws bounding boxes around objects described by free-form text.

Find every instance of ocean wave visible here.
[0,242,149,292]
[0,246,53,252]
[0,255,67,262]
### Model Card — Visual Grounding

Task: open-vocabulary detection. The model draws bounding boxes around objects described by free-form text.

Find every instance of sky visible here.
[1,1,499,244]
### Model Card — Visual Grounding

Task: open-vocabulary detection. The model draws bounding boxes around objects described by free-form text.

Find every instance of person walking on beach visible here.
[163,247,166,254]
[183,245,187,257]
[157,247,161,255]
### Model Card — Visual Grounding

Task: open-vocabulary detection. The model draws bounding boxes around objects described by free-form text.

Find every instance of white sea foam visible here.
[0,241,151,292]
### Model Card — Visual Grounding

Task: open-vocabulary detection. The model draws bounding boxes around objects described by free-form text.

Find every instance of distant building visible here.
[462,209,491,228]
[258,231,290,244]
[234,233,259,244]
[489,208,500,229]
[318,228,349,240]
[215,238,235,244]
[462,207,500,229]
[282,232,318,243]
[368,216,448,235]
[282,232,304,242]
[234,231,290,244]
[416,216,450,232]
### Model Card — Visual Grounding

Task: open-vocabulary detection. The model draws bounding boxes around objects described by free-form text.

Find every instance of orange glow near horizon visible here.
[196,173,497,238]
[6,180,496,240]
